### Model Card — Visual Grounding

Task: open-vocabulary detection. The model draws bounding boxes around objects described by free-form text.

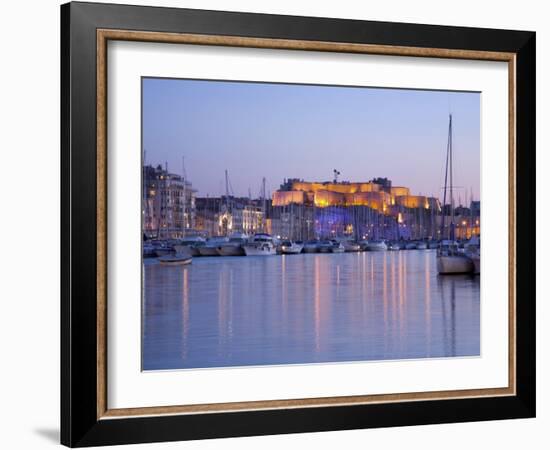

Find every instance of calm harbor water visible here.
[142,250,480,371]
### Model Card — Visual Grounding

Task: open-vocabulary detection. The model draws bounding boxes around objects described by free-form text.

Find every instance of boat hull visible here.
[364,243,387,251]
[243,245,276,256]
[172,245,194,257]
[303,246,318,253]
[188,246,202,256]
[217,245,245,256]
[281,246,303,255]
[436,255,474,274]
[158,255,192,266]
[198,246,220,256]
[343,243,361,252]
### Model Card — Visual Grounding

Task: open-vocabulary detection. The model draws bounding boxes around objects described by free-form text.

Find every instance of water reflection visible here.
[143,251,480,370]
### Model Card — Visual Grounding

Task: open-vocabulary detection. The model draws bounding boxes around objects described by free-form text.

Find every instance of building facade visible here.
[143,165,196,239]
[195,197,266,237]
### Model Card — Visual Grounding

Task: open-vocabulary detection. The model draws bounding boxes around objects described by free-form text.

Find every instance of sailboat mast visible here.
[262,177,266,233]
[449,114,455,240]
[225,169,230,211]
[440,114,451,239]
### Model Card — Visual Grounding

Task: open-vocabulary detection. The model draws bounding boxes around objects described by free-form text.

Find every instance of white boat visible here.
[330,241,345,253]
[363,240,387,251]
[342,241,361,252]
[243,233,277,256]
[198,237,228,256]
[388,241,401,251]
[405,241,417,250]
[437,240,474,274]
[216,233,248,256]
[303,240,320,253]
[280,241,304,254]
[174,236,206,256]
[159,255,192,266]
[158,253,192,266]
[416,241,428,250]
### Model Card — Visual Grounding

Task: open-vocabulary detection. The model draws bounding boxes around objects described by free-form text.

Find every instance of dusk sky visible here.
[142,78,480,203]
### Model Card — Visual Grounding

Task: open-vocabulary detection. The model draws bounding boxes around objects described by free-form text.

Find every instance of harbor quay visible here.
[142,164,480,244]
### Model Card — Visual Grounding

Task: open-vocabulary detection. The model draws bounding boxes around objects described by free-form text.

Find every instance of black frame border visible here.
[61,2,535,447]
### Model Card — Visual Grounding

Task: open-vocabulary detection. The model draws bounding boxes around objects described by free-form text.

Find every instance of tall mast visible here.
[225,169,230,212]
[440,114,452,239]
[470,187,474,237]
[262,177,266,232]
[449,114,455,240]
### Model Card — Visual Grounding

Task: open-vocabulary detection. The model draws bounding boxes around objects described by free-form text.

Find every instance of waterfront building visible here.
[144,168,480,241]
[143,164,196,239]
[271,177,478,241]
[195,196,265,237]
[194,197,222,237]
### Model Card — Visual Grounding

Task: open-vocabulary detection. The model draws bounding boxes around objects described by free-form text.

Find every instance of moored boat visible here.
[436,114,474,275]
[330,241,345,253]
[243,233,277,256]
[388,241,401,251]
[342,241,361,252]
[198,237,229,256]
[216,233,248,256]
[174,236,206,256]
[363,240,387,251]
[280,240,304,254]
[437,240,474,274]
[158,251,192,266]
[158,248,193,266]
[416,241,428,250]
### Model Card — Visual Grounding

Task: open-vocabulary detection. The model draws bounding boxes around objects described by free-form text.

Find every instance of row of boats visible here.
[144,232,480,274]
[144,233,438,259]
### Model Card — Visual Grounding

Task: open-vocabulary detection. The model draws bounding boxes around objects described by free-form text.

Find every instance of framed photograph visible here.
[61,1,535,447]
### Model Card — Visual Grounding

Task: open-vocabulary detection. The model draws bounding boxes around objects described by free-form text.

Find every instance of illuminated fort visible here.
[273,178,438,211]
[269,177,478,241]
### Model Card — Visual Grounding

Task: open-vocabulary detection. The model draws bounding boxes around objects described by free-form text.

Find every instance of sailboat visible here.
[437,114,474,274]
